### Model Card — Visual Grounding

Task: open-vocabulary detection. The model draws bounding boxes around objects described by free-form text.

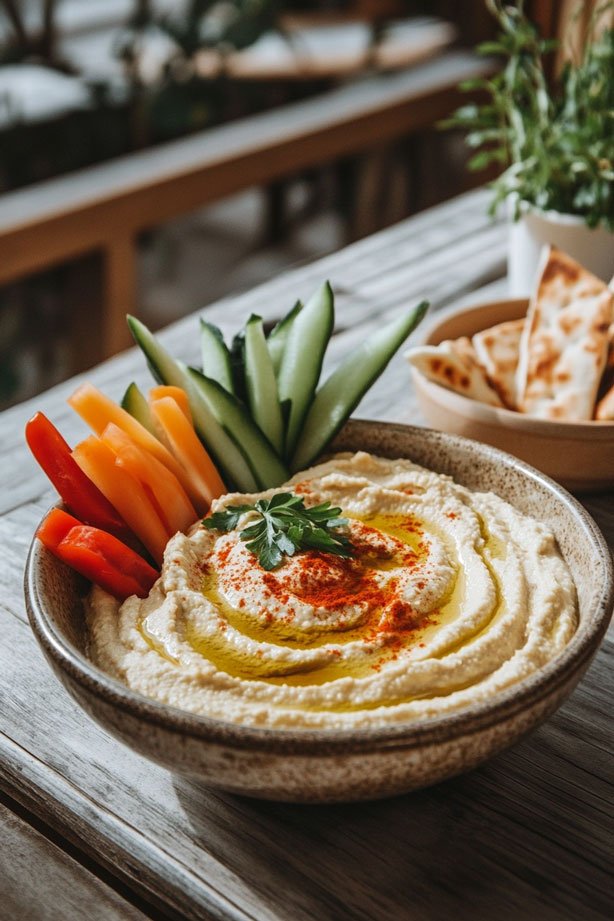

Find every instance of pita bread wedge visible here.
[406,337,503,407]
[595,323,614,419]
[595,383,614,420]
[473,318,524,409]
[516,246,612,420]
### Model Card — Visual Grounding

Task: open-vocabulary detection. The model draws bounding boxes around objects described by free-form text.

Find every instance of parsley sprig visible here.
[203,492,352,570]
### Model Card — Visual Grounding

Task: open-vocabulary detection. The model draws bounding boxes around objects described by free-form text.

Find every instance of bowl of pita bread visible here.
[406,246,614,493]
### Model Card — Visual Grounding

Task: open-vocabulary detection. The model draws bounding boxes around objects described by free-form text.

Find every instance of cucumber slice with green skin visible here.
[200,319,234,394]
[187,368,289,489]
[277,282,334,460]
[243,314,284,454]
[266,299,303,376]
[127,316,258,492]
[121,382,156,435]
[291,301,429,473]
[230,329,247,403]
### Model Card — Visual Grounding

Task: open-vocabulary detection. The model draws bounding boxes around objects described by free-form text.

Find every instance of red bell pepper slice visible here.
[37,509,158,601]
[26,412,134,545]
[36,507,83,551]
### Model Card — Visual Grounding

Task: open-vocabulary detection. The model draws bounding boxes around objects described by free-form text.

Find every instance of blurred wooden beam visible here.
[0,51,492,359]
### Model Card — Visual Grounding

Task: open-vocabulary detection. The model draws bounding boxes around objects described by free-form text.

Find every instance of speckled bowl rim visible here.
[414,297,614,433]
[25,419,614,756]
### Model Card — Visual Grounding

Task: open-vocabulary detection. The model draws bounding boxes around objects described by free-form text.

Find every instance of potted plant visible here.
[446,0,614,294]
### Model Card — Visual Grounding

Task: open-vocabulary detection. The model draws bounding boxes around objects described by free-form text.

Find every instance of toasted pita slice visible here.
[601,321,614,378]
[472,318,524,409]
[595,323,614,419]
[595,382,614,420]
[516,246,612,420]
[406,337,503,407]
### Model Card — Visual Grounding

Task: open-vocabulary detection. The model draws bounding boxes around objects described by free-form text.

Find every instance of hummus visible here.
[87,452,577,729]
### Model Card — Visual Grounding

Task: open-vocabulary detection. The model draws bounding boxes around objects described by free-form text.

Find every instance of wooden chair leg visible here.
[103,234,138,358]
[66,253,105,374]
[378,141,411,228]
[342,145,391,243]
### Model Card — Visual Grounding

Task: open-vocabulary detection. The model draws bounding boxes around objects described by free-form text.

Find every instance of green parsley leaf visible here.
[204,505,253,532]
[202,492,352,570]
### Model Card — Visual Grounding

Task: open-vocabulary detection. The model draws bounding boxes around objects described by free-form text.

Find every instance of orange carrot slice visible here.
[150,396,226,512]
[148,385,191,420]
[68,383,200,508]
[72,436,169,564]
[101,423,197,535]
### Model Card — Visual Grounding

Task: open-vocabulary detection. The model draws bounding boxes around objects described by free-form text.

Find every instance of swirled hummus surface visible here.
[87,452,577,729]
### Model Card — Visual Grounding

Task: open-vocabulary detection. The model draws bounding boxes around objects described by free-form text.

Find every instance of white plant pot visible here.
[507,205,614,296]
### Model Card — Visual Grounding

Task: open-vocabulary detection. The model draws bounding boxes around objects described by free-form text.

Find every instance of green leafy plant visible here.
[444,0,614,230]
[203,492,352,570]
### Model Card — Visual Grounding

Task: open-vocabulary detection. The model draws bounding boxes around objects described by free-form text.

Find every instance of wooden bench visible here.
[0,51,490,360]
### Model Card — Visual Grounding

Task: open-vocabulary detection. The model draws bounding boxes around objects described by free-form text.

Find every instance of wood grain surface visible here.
[0,800,151,921]
[1,189,612,921]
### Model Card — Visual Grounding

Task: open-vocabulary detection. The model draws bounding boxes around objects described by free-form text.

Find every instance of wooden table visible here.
[1,189,612,921]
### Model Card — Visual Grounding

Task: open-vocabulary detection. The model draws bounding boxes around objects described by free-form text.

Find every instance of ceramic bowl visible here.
[410,298,614,493]
[24,420,613,803]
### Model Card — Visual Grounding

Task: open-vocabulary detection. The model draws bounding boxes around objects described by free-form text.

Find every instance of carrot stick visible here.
[148,385,191,420]
[72,436,169,564]
[150,397,226,513]
[68,383,200,508]
[101,423,198,535]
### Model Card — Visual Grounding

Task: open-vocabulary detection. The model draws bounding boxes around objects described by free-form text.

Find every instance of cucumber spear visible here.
[277,282,334,460]
[291,301,429,473]
[127,315,259,492]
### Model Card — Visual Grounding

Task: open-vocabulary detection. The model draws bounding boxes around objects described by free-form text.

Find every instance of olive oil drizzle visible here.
[138,512,505,699]
[187,514,443,684]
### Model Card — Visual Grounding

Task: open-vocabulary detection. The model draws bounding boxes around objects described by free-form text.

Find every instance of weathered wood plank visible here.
[0,800,153,921]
